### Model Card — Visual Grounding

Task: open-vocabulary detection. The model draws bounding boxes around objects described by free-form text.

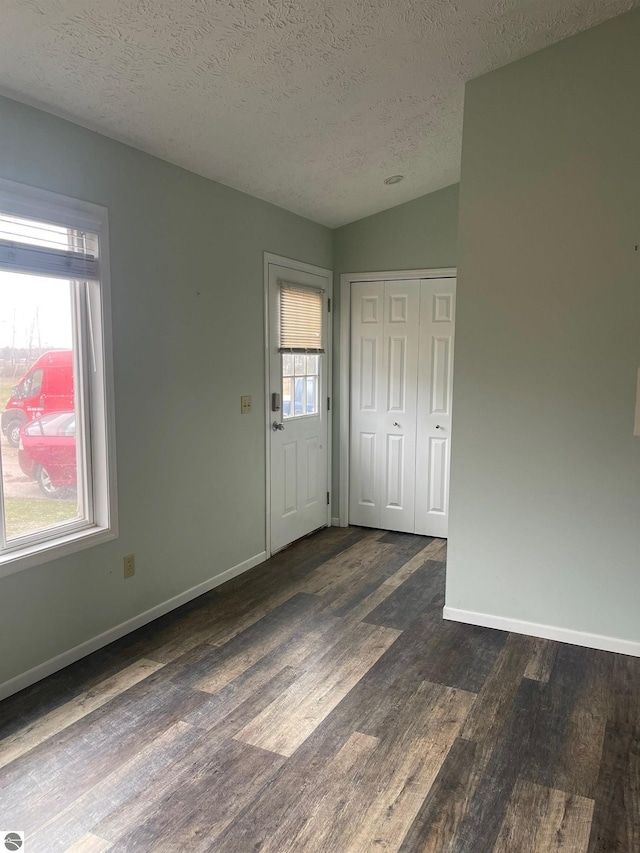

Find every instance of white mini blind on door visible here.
[279,281,325,353]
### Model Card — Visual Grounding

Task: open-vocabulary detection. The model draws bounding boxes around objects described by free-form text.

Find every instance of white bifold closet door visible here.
[349,277,455,537]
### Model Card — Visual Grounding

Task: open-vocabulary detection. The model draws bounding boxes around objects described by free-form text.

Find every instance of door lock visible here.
[272,421,285,431]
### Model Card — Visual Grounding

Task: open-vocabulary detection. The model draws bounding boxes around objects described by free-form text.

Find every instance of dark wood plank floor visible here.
[1,526,639,852]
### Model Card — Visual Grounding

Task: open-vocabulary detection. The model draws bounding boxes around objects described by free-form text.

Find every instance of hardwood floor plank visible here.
[0,658,163,770]
[297,533,393,597]
[362,616,506,694]
[323,537,438,617]
[323,539,446,625]
[493,779,594,853]
[524,637,558,682]
[218,680,474,853]
[452,677,546,853]
[398,737,487,853]
[364,559,446,630]
[185,534,377,654]
[345,681,476,853]
[125,527,373,666]
[102,738,282,851]
[183,616,342,735]
[234,621,401,756]
[460,632,531,747]
[63,834,112,852]
[223,731,380,853]
[455,646,596,853]
[231,524,371,588]
[587,721,640,853]
[522,644,591,791]
[187,665,300,740]
[90,733,243,843]
[0,681,209,831]
[379,531,433,548]
[25,721,203,853]
[551,651,608,799]
[181,592,323,692]
[609,653,640,727]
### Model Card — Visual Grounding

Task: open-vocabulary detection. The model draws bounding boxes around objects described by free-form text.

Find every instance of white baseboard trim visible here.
[0,550,267,701]
[331,517,340,527]
[443,606,640,658]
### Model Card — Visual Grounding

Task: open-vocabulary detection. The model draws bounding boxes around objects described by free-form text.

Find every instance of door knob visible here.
[393,422,400,428]
[272,421,285,431]
[435,424,442,429]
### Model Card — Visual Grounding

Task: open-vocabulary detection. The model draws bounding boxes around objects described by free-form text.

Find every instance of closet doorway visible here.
[339,269,456,537]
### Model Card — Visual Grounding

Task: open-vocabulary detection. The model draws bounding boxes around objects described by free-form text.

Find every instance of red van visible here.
[1,350,74,447]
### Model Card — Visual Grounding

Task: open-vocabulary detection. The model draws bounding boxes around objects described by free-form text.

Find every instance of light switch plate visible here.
[124,554,135,579]
[241,395,252,414]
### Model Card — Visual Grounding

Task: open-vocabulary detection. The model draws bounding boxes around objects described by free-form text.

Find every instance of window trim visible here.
[0,178,118,578]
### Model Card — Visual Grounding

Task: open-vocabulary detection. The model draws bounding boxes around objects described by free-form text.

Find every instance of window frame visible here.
[0,178,118,578]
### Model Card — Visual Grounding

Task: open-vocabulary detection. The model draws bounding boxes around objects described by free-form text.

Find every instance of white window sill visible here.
[0,525,117,578]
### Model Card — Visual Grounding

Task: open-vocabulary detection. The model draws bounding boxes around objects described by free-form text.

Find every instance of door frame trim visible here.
[338,267,457,528]
[264,252,333,558]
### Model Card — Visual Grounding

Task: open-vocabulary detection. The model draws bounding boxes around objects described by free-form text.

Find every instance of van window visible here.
[22,368,43,398]
[0,180,117,574]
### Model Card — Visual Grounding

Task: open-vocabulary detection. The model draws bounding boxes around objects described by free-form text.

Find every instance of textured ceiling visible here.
[1,0,638,227]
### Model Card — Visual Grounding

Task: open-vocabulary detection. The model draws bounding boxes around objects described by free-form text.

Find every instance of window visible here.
[282,354,320,418]
[279,282,324,420]
[0,180,116,575]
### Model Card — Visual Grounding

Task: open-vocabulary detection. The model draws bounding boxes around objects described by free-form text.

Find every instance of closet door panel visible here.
[415,279,456,537]
[349,281,384,528]
[379,280,420,532]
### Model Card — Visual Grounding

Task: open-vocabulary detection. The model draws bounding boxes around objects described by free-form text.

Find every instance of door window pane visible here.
[282,376,292,417]
[282,352,320,419]
[306,376,318,414]
[282,354,294,377]
[294,377,304,415]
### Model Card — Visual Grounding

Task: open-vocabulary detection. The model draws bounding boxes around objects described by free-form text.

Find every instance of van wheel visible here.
[36,465,62,499]
[6,418,25,448]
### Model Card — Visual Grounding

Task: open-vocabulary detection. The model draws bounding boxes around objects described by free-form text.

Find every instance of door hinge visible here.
[327,396,331,411]
[328,298,331,312]
[327,491,330,505]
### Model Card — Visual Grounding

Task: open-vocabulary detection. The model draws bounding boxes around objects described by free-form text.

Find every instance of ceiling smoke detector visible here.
[384,175,404,185]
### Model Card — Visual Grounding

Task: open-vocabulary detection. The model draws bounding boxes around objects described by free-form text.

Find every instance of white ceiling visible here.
[1,0,637,227]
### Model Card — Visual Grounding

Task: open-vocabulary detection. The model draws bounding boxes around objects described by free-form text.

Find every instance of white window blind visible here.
[279,281,325,353]
[0,213,99,281]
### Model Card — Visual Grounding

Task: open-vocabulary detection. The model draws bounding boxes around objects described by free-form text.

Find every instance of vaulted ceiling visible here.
[1,0,637,226]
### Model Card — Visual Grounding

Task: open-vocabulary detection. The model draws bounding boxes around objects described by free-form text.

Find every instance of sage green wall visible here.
[447,11,640,641]
[332,185,459,509]
[0,95,332,686]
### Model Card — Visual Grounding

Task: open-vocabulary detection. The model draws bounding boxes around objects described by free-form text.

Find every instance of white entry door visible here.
[349,275,456,537]
[268,259,331,554]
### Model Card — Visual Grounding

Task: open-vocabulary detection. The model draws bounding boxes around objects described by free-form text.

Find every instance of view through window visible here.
[0,210,95,550]
[282,353,320,418]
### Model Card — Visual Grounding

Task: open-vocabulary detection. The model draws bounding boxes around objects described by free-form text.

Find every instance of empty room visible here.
[0,1,639,850]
